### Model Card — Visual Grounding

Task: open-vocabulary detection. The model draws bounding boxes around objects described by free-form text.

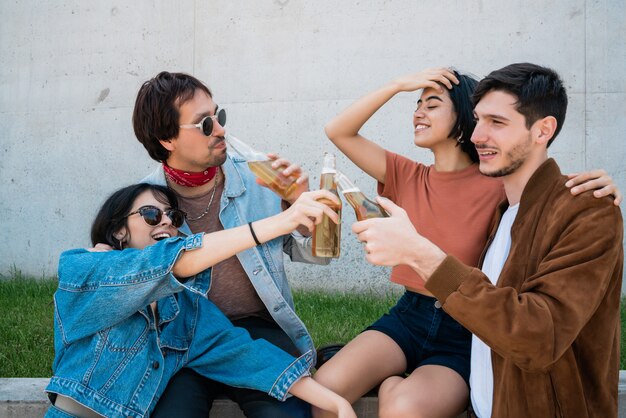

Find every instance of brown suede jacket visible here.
[426,158,624,418]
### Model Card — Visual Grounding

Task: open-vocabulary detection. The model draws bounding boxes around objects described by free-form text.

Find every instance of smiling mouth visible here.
[152,232,172,241]
[414,124,430,132]
[477,149,499,160]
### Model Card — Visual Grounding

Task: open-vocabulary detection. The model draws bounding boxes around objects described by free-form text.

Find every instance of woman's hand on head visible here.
[278,190,340,233]
[392,67,459,93]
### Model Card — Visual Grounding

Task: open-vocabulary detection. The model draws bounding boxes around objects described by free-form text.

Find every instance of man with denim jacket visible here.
[132,71,326,417]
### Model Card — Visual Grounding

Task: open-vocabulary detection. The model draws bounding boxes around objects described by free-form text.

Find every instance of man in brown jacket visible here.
[352,63,624,417]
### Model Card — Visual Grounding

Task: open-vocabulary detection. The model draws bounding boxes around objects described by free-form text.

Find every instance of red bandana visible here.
[163,163,218,187]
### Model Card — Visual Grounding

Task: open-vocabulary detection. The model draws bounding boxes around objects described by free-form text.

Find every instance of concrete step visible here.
[0,378,377,418]
[2,374,626,417]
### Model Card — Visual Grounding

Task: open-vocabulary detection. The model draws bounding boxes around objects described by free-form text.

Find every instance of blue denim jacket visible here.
[45,234,314,418]
[141,153,328,357]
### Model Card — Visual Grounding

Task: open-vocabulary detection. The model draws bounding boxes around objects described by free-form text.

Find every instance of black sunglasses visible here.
[179,108,227,137]
[125,206,186,228]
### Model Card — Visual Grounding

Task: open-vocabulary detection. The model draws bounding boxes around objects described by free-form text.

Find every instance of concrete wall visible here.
[1,0,625,292]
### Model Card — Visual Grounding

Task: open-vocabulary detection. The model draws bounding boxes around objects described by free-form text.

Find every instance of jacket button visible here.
[434,300,442,309]
[152,361,160,370]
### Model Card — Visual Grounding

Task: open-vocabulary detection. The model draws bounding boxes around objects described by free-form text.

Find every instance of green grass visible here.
[0,274,56,377]
[1,276,625,377]
[0,276,397,377]
[293,290,398,347]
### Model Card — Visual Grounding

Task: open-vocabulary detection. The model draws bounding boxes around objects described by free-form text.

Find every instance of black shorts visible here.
[367,291,471,385]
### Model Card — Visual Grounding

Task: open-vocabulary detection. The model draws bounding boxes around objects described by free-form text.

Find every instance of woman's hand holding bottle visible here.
[252,190,340,242]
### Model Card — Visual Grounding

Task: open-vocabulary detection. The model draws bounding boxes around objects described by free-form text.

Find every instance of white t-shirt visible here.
[470,203,519,418]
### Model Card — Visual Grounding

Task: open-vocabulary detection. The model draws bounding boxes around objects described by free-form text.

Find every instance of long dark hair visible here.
[447,70,479,163]
[90,183,179,250]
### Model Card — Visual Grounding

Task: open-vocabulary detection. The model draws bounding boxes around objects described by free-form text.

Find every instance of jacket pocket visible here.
[87,316,152,394]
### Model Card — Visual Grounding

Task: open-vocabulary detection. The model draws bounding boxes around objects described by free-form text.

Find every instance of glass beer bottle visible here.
[334,171,389,220]
[312,153,341,258]
[224,134,298,200]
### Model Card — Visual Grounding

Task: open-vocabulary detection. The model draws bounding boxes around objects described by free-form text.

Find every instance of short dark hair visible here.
[132,72,212,162]
[472,63,568,147]
[90,183,179,250]
[447,70,480,163]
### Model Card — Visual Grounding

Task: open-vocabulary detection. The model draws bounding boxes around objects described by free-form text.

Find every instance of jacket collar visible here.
[220,153,247,198]
[481,158,562,264]
[516,158,561,218]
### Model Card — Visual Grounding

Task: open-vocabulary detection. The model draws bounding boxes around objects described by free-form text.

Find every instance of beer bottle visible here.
[312,153,341,258]
[225,134,298,200]
[334,171,389,221]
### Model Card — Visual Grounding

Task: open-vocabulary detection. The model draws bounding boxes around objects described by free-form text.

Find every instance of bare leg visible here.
[378,365,468,418]
[312,330,407,418]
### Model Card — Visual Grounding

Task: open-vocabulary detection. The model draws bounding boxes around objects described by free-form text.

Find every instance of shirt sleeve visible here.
[377,151,424,205]
[55,233,204,344]
[283,231,331,265]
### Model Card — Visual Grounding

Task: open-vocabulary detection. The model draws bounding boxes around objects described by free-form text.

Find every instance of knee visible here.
[378,390,431,418]
[379,393,415,418]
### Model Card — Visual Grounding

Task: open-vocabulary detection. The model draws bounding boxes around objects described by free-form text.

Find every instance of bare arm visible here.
[289,377,356,418]
[325,67,458,183]
[172,189,340,277]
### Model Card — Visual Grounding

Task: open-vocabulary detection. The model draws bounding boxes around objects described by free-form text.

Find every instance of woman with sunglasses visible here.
[312,68,621,418]
[45,183,356,418]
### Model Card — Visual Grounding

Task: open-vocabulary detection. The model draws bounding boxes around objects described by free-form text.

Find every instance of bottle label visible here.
[321,168,337,174]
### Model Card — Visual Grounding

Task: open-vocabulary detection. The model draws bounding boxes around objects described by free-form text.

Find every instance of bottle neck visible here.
[319,171,337,190]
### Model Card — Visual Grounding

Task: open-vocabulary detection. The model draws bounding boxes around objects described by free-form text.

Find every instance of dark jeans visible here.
[151,316,311,418]
[367,291,472,385]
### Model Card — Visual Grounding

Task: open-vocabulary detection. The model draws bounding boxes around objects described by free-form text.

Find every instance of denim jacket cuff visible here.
[268,350,314,400]
[183,233,205,251]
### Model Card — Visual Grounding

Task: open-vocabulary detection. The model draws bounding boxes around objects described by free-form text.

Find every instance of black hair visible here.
[472,63,568,147]
[133,72,213,162]
[90,183,179,250]
[447,70,480,162]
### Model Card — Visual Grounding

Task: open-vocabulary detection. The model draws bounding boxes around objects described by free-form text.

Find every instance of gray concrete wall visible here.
[1,0,625,292]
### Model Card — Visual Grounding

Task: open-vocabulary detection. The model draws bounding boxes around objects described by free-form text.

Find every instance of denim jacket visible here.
[45,234,314,418]
[141,153,328,357]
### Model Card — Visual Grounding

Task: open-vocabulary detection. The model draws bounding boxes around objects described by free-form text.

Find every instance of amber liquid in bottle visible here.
[225,134,299,200]
[247,160,298,200]
[335,171,388,221]
[312,155,341,257]
[342,190,388,221]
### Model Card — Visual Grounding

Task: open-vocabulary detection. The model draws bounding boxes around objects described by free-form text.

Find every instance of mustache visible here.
[210,136,226,147]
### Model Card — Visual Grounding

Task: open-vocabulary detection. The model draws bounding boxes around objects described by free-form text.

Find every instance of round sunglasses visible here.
[179,108,227,137]
[124,206,186,228]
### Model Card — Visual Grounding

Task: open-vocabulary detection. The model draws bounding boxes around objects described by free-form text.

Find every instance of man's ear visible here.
[533,116,557,146]
[159,138,175,152]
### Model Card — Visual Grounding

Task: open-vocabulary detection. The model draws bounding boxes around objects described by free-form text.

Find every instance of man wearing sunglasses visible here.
[133,71,326,418]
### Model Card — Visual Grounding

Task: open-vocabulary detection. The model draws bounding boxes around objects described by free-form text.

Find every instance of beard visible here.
[207,152,227,168]
[205,136,228,167]
[480,134,532,178]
